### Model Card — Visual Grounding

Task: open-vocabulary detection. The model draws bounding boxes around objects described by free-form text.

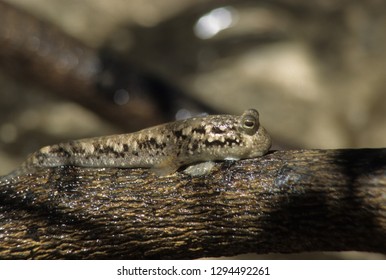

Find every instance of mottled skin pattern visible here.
[2,109,271,179]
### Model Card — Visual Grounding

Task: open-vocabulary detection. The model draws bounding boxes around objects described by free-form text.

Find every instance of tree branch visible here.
[0,1,217,131]
[1,149,385,259]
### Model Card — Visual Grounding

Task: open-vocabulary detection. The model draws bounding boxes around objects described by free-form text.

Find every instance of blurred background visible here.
[0,0,385,259]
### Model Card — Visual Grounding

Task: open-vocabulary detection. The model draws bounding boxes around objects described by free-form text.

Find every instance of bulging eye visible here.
[238,109,259,135]
[243,118,256,129]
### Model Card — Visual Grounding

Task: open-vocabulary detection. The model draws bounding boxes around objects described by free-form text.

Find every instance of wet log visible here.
[0,149,385,259]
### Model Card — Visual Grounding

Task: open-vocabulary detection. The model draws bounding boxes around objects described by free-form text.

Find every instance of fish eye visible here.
[239,109,259,135]
[243,117,255,129]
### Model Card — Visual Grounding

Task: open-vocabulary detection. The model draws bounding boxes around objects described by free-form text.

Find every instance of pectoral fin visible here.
[150,157,180,176]
[183,161,216,177]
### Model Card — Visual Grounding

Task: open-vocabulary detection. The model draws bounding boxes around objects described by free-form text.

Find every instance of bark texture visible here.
[0,149,385,259]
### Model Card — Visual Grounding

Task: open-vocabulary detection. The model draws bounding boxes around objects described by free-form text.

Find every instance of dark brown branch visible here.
[0,2,158,131]
[0,1,217,131]
[0,149,385,259]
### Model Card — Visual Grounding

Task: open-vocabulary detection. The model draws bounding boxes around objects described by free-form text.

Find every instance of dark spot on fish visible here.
[191,142,199,150]
[211,127,225,134]
[50,146,72,158]
[192,126,206,134]
[94,145,125,158]
[173,130,188,140]
[150,138,158,145]
[140,138,167,150]
[204,138,239,147]
[123,144,129,152]
[70,146,86,154]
